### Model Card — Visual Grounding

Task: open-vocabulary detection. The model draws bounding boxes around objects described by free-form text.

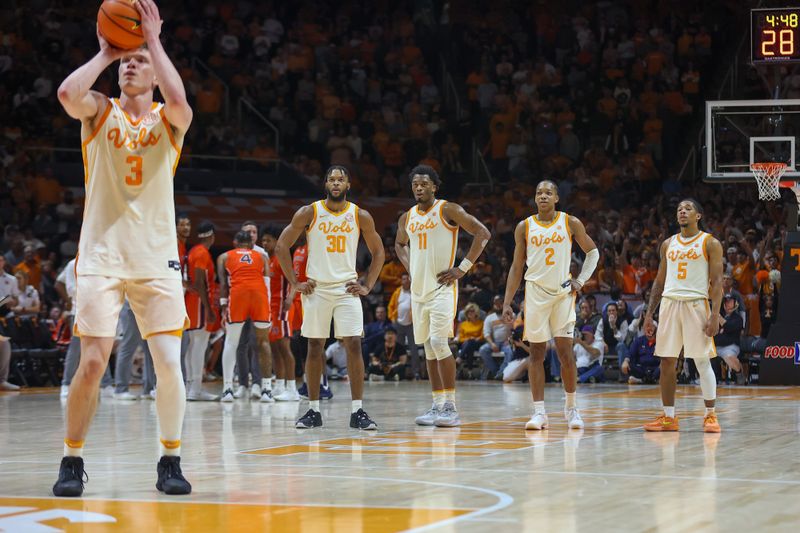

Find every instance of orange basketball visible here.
[97,0,145,50]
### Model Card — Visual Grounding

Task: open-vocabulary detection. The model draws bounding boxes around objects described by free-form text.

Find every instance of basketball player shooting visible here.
[53,0,193,496]
[503,181,599,430]
[275,167,385,430]
[394,165,490,427]
[643,199,724,433]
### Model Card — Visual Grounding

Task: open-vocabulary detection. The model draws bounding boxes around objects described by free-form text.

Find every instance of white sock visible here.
[261,378,271,391]
[221,323,243,387]
[432,390,445,408]
[565,392,577,409]
[664,405,676,418]
[223,381,233,393]
[288,380,297,392]
[351,399,362,413]
[533,401,546,415]
[309,400,320,411]
[148,334,185,457]
[64,440,83,458]
[705,407,715,415]
[275,379,286,393]
[443,389,455,407]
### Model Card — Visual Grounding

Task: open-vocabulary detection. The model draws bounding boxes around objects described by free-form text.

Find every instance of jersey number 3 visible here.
[326,235,346,253]
[125,155,143,186]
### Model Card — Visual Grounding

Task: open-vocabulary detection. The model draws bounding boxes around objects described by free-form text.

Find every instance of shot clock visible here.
[752,7,800,63]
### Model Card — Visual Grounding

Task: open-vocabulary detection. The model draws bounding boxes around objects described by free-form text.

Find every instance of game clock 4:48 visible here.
[752,7,800,64]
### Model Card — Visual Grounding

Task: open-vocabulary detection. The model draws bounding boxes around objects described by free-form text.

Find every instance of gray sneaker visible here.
[415,405,440,426]
[434,403,461,427]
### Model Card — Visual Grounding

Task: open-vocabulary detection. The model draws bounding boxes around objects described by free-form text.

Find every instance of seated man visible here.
[502,326,531,383]
[622,321,660,384]
[478,296,513,380]
[715,294,744,374]
[575,325,605,383]
[368,327,408,381]
[362,306,391,363]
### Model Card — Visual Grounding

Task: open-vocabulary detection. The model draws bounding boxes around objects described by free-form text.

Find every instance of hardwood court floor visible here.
[1,381,799,532]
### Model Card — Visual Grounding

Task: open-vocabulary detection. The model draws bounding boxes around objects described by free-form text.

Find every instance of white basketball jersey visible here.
[77,97,183,279]
[406,199,459,301]
[663,231,711,300]
[524,211,572,295]
[306,200,360,284]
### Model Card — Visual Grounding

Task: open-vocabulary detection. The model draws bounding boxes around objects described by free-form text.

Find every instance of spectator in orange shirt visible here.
[379,246,405,303]
[484,121,511,175]
[13,245,41,290]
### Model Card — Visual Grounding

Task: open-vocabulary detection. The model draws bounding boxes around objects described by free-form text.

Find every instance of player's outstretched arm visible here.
[705,237,724,337]
[644,239,669,331]
[136,0,192,133]
[275,206,315,294]
[57,30,123,122]
[502,221,527,323]
[216,253,228,299]
[568,215,599,293]
[394,212,411,273]
[437,202,491,286]
[347,209,385,296]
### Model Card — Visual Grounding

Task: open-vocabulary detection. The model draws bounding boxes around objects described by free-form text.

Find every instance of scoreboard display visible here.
[752,7,800,63]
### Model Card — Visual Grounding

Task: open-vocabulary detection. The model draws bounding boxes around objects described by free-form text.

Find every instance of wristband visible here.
[219,298,228,305]
[457,258,473,273]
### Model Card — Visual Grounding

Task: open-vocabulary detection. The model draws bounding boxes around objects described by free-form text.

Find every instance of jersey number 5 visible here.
[125,155,143,186]
[677,262,687,279]
[326,235,346,253]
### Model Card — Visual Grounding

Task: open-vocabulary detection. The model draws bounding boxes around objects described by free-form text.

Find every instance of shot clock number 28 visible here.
[752,8,800,63]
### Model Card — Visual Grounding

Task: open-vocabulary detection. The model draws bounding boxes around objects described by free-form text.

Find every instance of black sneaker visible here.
[156,456,192,495]
[295,409,323,429]
[52,456,87,497]
[350,408,378,430]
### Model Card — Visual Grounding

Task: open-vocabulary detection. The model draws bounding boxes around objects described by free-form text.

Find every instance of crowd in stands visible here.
[0,1,787,389]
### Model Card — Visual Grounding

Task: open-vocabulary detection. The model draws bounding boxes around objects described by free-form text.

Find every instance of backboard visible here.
[705,99,800,183]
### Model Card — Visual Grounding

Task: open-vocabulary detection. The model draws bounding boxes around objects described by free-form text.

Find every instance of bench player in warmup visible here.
[217,231,274,403]
[503,180,599,430]
[275,166,385,430]
[643,199,724,433]
[395,165,491,427]
[53,0,193,496]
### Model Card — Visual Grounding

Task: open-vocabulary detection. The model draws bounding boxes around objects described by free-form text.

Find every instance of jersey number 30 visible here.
[326,235,346,253]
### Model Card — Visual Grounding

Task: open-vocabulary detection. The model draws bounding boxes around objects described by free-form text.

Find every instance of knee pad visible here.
[430,337,452,361]
[694,357,716,401]
[423,340,437,361]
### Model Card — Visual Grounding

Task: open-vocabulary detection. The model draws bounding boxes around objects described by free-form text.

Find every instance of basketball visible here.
[97,0,144,50]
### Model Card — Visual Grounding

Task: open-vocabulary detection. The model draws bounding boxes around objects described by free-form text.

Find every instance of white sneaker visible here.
[0,381,20,391]
[250,383,262,399]
[220,388,235,402]
[114,391,139,401]
[274,389,300,402]
[415,405,440,426]
[260,390,275,403]
[100,385,115,398]
[566,407,585,429]
[188,390,219,401]
[60,385,69,399]
[434,403,461,427]
[234,385,247,399]
[525,412,549,430]
[143,390,156,400]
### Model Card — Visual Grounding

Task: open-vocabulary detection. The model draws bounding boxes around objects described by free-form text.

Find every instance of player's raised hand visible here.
[436,267,464,286]
[502,304,515,324]
[345,281,370,296]
[96,26,125,61]
[134,0,162,41]
[294,279,316,295]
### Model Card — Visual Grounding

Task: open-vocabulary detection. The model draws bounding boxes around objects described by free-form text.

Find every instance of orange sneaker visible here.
[703,412,721,433]
[643,415,679,432]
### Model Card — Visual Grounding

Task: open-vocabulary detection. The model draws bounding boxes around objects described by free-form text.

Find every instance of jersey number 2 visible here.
[545,247,555,265]
[125,155,142,186]
[326,235,346,253]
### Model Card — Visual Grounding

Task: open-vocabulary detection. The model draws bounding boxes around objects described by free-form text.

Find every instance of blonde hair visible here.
[464,303,480,318]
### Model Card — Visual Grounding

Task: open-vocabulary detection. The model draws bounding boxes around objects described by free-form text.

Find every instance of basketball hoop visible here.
[751,162,789,201]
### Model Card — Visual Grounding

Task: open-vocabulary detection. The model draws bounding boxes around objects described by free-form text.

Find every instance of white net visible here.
[751,162,787,201]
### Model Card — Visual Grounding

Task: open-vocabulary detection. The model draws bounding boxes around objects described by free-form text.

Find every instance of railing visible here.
[190,57,230,120]
[471,139,494,189]
[439,53,462,121]
[237,97,280,157]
